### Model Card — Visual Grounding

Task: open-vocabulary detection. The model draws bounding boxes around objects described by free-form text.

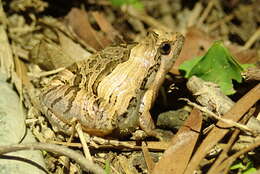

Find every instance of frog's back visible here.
[40,45,132,135]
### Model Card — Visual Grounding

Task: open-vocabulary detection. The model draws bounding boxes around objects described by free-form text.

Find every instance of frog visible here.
[40,29,184,138]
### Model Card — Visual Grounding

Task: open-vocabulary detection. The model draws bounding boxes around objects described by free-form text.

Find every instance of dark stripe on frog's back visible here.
[42,84,62,100]
[69,45,132,95]
[42,85,67,108]
[93,45,132,95]
[63,87,81,114]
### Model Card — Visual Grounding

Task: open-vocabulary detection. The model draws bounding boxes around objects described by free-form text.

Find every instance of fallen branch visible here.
[180,98,254,134]
[0,143,105,174]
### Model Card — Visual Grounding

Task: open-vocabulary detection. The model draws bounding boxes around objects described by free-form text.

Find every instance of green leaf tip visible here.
[179,41,247,95]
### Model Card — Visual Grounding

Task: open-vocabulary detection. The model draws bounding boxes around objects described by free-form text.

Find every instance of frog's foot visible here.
[139,111,173,141]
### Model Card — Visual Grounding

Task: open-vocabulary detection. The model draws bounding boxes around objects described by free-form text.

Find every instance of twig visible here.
[207,108,255,174]
[184,84,260,174]
[188,2,203,27]
[27,67,65,78]
[242,28,260,50]
[75,123,93,162]
[197,0,215,25]
[222,139,260,174]
[48,139,170,151]
[126,6,169,32]
[180,98,254,134]
[187,76,234,115]
[0,143,105,174]
[242,67,260,81]
[207,14,234,32]
[142,142,155,173]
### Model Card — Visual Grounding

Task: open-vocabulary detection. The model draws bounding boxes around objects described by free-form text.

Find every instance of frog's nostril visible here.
[160,42,171,55]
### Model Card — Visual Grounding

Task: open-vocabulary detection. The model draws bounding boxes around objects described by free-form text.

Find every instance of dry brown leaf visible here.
[0,26,14,79]
[65,8,111,51]
[171,27,259,75]
[13,56,29,94]
[29,40,74,70]
[58,31,91,62]
[228,44,258,64]
[207,108,255,174]
[91,11,124,44]
[0,79,47,174]
[184,84,260,174]
[152,108,202,174]
[171,27,213,75]
[214,138,260,174]
[142,142,155,173]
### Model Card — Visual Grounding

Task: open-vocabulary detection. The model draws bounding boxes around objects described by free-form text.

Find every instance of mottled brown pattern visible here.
[40,30,184,136]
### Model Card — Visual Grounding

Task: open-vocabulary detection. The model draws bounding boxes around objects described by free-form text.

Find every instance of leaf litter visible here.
[0,0,259,174]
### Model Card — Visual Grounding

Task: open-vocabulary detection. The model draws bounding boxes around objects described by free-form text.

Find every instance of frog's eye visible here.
[160,42,171,55]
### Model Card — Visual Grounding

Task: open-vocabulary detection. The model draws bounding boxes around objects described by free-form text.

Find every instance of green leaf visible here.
[243,167,257,174]
[109,0,144,8]
[179,56,202,78]
[230,160,256,174]
[104,160,111,174]
[179,41,245,95]
[230,162,245,170]
[109,0,125,6]
[243,161,257,174]
[241,63,255,71]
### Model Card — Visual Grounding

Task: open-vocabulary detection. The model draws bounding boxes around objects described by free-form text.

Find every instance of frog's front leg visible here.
[139,89,174,141]
[138,59,174,140]
[139,89,162,138]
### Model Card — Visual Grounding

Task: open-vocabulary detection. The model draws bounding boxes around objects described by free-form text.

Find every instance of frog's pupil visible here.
[160,43,171,55]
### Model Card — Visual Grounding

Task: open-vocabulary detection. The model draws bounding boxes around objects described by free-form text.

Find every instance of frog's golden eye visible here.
[160,42,171,55]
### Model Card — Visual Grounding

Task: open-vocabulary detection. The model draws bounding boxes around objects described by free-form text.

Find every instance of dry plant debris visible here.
[0,0,259,174]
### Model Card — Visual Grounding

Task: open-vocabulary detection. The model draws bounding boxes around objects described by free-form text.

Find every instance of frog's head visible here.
[130,29,184,72]
[150,29,184,71]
